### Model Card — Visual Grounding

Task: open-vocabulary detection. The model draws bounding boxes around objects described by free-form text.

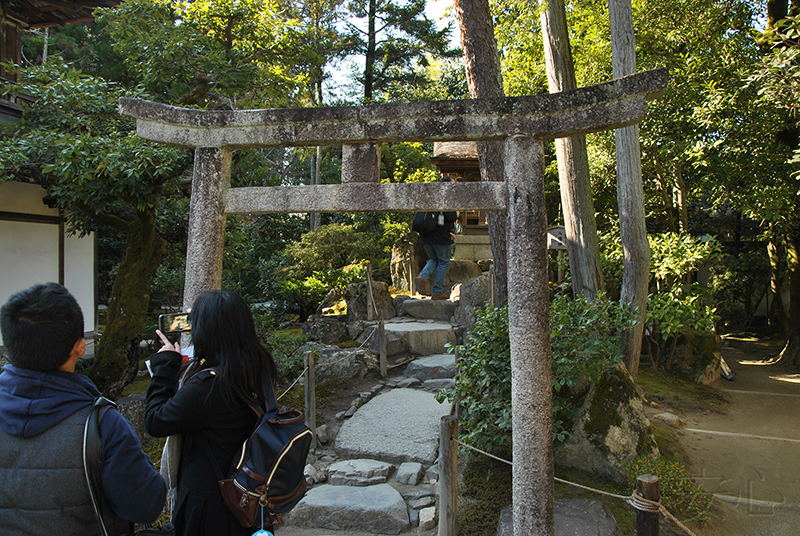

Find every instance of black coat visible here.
[419,211,457,245]
[145,351,261,536]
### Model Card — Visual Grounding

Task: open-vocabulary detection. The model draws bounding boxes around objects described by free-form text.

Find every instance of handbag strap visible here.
[83,396,117,536]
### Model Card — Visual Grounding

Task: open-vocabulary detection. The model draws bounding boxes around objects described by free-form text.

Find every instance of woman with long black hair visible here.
[145,290,278,536]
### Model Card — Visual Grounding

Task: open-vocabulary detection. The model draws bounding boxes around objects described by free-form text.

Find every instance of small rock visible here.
[396,462,424,485]
[653,412,683,428]
[407,495,436,509]
[397,377,422,389]
[316,424,330,444]
[328,459,395,487]
[419,506,437,530]
[344,406,358,418]
[408,507,420,527]
[304,464,321,485]
[335,410,347,420]
[425,464,439,482]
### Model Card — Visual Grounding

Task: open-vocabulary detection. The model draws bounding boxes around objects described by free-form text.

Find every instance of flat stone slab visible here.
[496,499,619,536]
[288,483,410,535]
[402,298,457,321]
[336,388,452,464]
[327,459,394,486]
[383,320,456,356]
[404,353,456,381]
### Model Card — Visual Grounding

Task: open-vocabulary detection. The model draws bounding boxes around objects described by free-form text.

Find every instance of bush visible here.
[436,295,636,451]
[622,456,713,524]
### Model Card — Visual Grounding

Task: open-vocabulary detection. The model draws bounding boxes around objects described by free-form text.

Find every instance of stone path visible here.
[279,297,622,535]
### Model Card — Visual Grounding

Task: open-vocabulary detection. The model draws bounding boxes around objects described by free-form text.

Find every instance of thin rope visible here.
[452,438,699,536]
[277,366,307,401]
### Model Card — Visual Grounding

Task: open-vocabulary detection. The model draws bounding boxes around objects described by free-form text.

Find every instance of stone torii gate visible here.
[120,68,666,535]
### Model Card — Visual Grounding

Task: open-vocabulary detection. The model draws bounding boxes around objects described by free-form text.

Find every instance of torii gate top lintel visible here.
[119,69,667,150]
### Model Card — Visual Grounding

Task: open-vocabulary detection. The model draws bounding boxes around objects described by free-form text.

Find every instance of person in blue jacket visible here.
[0,282,166,535]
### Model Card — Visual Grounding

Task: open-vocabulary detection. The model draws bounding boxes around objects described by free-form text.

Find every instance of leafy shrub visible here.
[622,456,713,524]
[259,327,309,387]
[437,295,636,452]
[708,250,770,331]
[281,223,382,279]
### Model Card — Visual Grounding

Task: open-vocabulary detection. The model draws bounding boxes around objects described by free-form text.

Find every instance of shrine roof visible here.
[3,0,120,29]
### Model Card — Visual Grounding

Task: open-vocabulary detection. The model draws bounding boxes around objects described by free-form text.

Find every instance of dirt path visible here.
[678,338,800,536]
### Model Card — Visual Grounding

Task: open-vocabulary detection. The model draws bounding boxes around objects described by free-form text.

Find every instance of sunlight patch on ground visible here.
[769,374,800,384]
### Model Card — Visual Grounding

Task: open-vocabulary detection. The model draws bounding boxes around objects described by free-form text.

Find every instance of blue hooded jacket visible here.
[0,364,166,523]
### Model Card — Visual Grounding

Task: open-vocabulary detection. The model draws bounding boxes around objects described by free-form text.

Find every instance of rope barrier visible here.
[452,437,699,536]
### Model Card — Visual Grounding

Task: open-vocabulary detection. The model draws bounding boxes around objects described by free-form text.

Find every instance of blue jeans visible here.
[419,243,452,296]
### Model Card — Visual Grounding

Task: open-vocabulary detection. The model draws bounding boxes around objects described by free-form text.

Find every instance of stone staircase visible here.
[279,296,622,536]
[280,297,457,536]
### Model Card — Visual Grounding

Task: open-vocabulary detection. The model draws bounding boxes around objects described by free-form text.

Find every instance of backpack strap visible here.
[83,396,118,536]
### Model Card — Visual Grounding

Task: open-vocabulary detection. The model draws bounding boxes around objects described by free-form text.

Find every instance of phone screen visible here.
[158,313,191,333]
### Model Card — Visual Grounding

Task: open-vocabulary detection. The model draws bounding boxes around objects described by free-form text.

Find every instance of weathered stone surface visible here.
[356,325,409,357]
[477,259,493,271]
[302,314,350,344]
[402,298,457,322]
[116,393,156,446]
[346,280,396,322]
[342,143,380,183]
[316,424,330,444]
[390,233,418,293]
[120,69,668,150]
[382,320,457,356]
[653,412,683,428]
[396,462,425,485]
[297,342,379,383]
[671,328,722,387]
[404,354,456,381]
[452,272,489,330]
[327,459,394,486]
[419,506,437,530]
[336,388,452,464]
[496,499,619,536]
[423,378,455,391]
[446,259,483,283]
[554,372,659,482]
[288,483,410,534]
[347,319,373,340]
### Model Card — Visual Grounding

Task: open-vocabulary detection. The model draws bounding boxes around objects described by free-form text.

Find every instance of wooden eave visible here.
[2,0,120,29]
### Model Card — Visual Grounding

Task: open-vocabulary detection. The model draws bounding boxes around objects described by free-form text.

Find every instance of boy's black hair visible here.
[0,282,84,371]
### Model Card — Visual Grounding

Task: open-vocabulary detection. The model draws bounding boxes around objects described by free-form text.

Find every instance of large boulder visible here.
[297,342,380,383]
[554,371,659,482]
[302,314,350,345]
[453,272,490,330]
[670,328,722,387]
[390,232,419,293]
[345,280,396,322]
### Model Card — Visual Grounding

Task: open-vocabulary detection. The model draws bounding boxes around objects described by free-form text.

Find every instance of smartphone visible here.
[158,312,191,333]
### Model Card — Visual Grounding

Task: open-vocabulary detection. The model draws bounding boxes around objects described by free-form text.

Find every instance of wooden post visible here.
[379,312,387,378]
[410,248,417,295]
[488,265,495,306]
[366,263,375,321]
[438,415,459,536]
[636,475,659,536]
[304,351,316,451]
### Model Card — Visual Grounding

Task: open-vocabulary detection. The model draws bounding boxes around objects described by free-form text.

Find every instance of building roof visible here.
[2,0,120,29]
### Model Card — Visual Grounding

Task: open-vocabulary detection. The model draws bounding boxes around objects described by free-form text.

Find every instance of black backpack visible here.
[202,383,313,528]
[412,211,439,234]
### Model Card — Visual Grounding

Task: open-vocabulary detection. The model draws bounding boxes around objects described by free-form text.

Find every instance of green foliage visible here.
[458,447,513,536]
[259,325,310,386]
[281,223,383,279]
[622,456,713,524]
[707,250,771,331]
[98,0,304,107]
[437,296,635,451]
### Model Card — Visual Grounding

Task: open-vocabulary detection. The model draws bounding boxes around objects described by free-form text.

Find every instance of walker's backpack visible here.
[412,211,439,234]
[201,385,313,528]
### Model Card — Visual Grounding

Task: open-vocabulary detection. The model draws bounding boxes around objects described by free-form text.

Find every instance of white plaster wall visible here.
[0,182,95,346]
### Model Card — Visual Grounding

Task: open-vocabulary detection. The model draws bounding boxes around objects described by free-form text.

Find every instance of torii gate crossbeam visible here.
[120,68,666,536]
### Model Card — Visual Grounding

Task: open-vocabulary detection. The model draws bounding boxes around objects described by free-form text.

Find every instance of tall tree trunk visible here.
[541,0,604,300]
[364,0,377,103]
[453,0,508,305]
[609,0,649,380]
[779,232,800,364]
[89,210,168,397]
[768,233,789,332]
